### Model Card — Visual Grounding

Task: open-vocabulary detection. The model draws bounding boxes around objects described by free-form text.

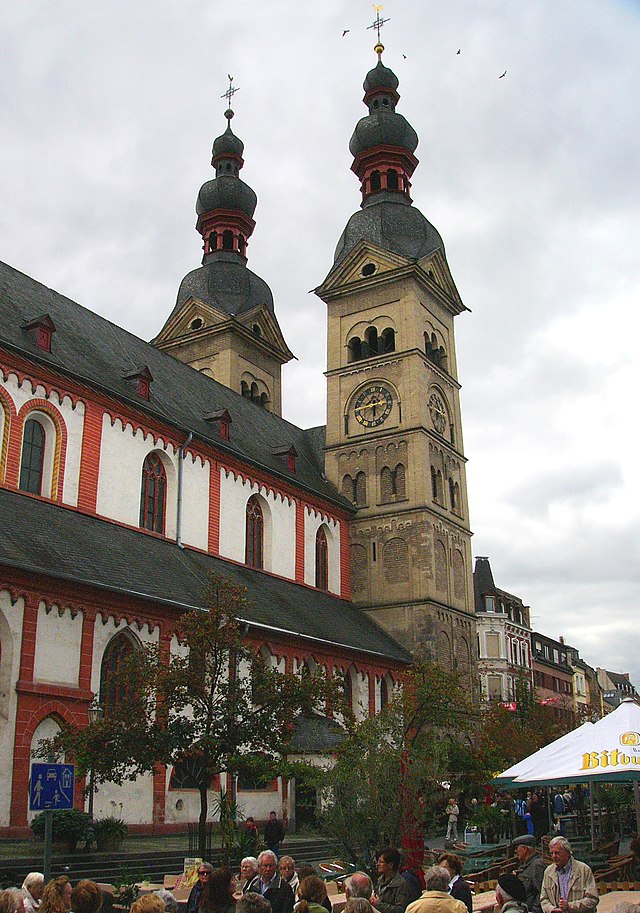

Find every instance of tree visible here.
[46,573,335,855]
[319,655,476,871]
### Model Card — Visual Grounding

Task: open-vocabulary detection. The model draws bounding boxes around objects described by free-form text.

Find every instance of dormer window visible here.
[274,445,297,473]
[124,366,153,401]
[204,409,232,441]
[23,314,56,353]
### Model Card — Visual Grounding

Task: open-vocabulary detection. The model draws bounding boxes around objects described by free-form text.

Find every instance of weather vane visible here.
[221,74,239,119]
[367,4,390,50]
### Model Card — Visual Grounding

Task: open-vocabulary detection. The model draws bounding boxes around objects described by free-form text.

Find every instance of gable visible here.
[315,239,411,298]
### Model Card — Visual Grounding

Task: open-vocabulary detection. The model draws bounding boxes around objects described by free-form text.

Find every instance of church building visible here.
[0,44,477,833]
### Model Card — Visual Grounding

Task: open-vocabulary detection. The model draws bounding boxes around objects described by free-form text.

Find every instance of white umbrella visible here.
[494,721,595,785]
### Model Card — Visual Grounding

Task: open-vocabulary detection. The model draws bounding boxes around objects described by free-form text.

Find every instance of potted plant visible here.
[31,808,91,852]
[94,816,128,852]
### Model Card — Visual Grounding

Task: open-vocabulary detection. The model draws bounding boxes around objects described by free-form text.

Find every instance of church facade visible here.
[0,48,476,833]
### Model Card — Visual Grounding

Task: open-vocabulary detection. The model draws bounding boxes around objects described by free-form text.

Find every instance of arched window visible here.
[260,392,269,410]
[238,234,246,256]
[100,631,140,714]
[449,478,457,511]
[245,495,264,568]
[19,417,46,495]
[209,231,218,252]
[250,382,259,402]
[380,676,389,709]
[355,471,367,507]
[380,466,393,502]
[315,527,328,591]
[343,669,353,713]
[241,381,251,398]
[348,337,363,362]
[431,465,441,502]
[222,229,234,251]
[140,452,167,533]
[393,463,406,499]
[370,170,381,192]
[341,474,354,502]
[364,326,379,355]
[381,328,395,353]
[386,169,399,191]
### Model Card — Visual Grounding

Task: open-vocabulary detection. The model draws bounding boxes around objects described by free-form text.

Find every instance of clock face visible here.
[428,392,447,435]
[354,385,393,428]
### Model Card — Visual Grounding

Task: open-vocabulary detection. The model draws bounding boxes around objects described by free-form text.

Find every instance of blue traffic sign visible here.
[29,764,75,811]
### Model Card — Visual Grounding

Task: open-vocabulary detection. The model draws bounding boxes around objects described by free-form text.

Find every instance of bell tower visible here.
[154,85,293,415]
[315,43,477,687]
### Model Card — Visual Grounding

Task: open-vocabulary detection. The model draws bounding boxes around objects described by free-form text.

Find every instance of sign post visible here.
[30,763,75,881]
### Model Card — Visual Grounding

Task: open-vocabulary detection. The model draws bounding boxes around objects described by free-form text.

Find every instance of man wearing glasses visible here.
[188,863,214,913]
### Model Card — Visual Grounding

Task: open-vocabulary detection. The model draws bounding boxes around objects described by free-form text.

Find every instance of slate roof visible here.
[0,488,411,663]
[0,260,346,509]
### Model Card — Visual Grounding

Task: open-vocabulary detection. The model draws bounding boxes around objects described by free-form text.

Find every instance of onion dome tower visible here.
[333,45,444,266]
[154,92,293,416]
[315,40,477,689]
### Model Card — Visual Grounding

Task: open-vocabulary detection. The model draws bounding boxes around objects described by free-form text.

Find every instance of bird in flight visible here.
[456,49,461,54]
[342,29,350,36]
[402,53,407,58]
[499,70,507,78]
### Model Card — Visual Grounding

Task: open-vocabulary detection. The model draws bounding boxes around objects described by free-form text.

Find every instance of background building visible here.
[473,557,533,701]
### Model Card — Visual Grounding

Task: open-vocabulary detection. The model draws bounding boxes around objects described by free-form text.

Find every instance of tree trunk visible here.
[199,785,208,857]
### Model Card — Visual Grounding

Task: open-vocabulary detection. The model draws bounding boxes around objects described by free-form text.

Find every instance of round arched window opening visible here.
[190,317,203,331]
[361,263,377,277]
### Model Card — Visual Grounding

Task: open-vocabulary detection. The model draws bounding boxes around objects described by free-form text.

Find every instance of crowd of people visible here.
[0,806,602,913]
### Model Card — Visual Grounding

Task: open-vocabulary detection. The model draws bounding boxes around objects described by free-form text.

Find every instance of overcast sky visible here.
[2,1,639,687]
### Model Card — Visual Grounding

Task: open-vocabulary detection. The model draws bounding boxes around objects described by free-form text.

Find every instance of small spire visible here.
[367,4,390,57]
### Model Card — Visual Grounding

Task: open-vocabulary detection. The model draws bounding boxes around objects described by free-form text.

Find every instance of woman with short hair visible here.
[22,874,44,913]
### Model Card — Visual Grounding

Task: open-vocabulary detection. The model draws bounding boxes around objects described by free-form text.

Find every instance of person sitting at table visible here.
[244,852,294,913]
[345,901,375,913]
[199,869,237,913]
[154,891,179,913]
[22,873,44,913]
[295,871,329,913]
[278,860,298,896]
[436,854,472,913]
[131,897,166,913]
[404,867,467,913]
[495,876,527,913]
[71,881,103,913]
[241,862,259,894]
[295,878,328,913]
[236,895,271,913]
[345,873,378,912]
[188,865,214,913]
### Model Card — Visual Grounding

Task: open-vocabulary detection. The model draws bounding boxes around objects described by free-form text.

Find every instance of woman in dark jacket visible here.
[436,854,472,913]
[199,869,237,913]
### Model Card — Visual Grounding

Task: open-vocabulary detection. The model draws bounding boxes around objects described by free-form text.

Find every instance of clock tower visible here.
[315,47,477,687]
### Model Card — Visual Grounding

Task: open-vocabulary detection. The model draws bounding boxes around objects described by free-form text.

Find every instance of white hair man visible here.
[405,867,468,913]
[345,873,381,912]
[245,850,294,913]
[540,837,598,913]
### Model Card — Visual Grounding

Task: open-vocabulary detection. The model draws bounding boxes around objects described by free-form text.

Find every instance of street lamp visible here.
[86,700,103,823]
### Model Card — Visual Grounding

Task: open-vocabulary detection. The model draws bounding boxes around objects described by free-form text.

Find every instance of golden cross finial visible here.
[367,4,390,47]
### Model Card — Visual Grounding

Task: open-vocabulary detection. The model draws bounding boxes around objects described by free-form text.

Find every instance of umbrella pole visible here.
[589,787,596,851]
[634,780,640,837]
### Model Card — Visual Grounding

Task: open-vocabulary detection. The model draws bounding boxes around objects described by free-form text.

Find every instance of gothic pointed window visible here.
[100,631,141,714]
[140,452,167,533]
[315,527,328,591]
[380,676,389,709]
[245,495,264,568]
[19,418,46,495]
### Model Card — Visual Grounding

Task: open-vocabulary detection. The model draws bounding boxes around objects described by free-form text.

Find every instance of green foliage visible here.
[94,816,128,849]
[112,868,143,911]
[30,808,90,844]
[319,655,476,871]
[44,573,338,855]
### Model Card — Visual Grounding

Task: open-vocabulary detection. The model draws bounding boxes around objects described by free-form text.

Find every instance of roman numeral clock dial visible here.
[353,385,393,428]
